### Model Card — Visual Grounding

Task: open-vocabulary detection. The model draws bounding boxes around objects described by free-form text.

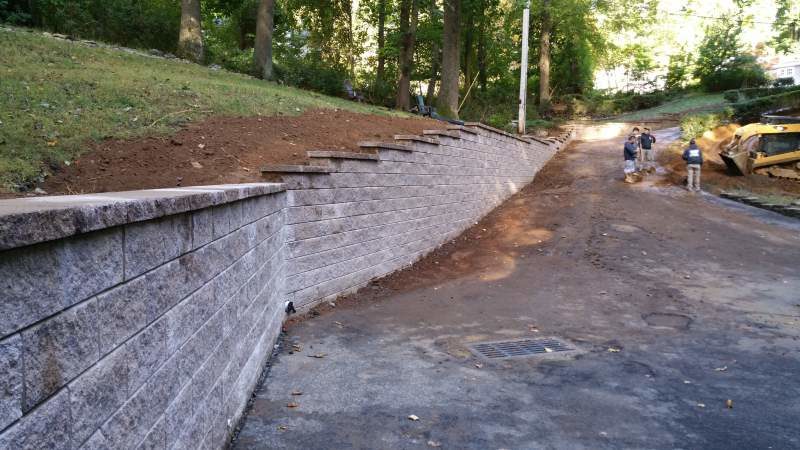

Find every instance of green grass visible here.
[0,27,396,191]
[614,92,729,122]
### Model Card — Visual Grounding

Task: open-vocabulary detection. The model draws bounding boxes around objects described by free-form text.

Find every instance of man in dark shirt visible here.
[682,139,704,191]
[640,127,657,173]
[623,135,639,184]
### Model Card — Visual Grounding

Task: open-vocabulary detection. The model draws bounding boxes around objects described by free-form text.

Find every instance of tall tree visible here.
[178,0,204,63]
[426,2,442,105]
[254,0,276,80]
[438,0,461,118]
[537,0,551,114]
[396,0,420,109]
[376,0,387,85]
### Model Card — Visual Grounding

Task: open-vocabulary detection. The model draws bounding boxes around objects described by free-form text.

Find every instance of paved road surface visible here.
[233,127,800,449]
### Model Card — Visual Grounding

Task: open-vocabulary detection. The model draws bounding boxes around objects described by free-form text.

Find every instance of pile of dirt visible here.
[658,124,800,196]
[38,110,446,195]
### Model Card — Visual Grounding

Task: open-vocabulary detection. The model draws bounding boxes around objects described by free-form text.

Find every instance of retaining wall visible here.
[0,123,571,449]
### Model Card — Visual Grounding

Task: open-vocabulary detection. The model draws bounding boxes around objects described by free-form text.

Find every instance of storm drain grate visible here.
[469,338,574,359]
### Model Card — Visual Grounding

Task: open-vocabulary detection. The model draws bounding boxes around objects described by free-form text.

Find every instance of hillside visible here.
[0,27,427,194]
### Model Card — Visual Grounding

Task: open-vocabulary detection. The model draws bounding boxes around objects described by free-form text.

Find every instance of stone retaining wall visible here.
[270,124,568,309]
[0,123,571,449]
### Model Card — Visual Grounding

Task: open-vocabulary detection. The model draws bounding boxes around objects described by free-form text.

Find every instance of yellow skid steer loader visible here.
[720,117,800,181]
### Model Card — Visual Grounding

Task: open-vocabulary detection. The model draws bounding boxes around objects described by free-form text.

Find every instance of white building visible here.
[766,57,800,85]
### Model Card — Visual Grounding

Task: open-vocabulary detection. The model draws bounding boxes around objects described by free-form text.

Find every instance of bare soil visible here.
[658,124,800,197]
[37,110,446,195]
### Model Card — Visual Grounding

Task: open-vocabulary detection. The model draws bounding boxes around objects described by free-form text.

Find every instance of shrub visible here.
[732,90,800,123]
[773,77,795,88]
[680,109,733,140]
[723,85,800,104]
[274,56,348,97]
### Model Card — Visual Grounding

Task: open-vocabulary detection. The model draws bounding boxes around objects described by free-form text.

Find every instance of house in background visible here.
[765,56,800,85]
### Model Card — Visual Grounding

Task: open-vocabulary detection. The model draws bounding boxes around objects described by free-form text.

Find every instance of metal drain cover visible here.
[469,337,574,359]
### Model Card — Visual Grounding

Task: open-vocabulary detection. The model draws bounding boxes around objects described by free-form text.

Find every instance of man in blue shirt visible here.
[623,135,639,184]
[682,139,704,191]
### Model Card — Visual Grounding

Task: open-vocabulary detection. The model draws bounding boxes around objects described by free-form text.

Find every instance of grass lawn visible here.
[614,92,729,122]
[0,27,395,191]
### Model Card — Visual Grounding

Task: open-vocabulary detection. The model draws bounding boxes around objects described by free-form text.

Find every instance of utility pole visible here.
[518,1,530,135]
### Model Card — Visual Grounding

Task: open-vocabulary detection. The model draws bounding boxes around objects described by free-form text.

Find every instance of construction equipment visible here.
[719,117,800,180]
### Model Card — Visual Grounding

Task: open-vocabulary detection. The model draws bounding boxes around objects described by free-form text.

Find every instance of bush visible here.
[732,90,800,123]
[773,77,795,88]
[274,56,348,97]
[723,85,800,103]
[4,0,181,52]
[680,109,733,140]
[561,90,673,118]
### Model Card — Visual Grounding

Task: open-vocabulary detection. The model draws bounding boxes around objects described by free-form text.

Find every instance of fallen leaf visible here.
[427,440,442,447]
[608,347,621,353]
[544,347,554,353]
[308,353,327,359]
[46,140,58,147]
[278,425,288,431]
[475,363,484,369]
[714,366,728,372]
[726,399,733,409]
[697,403,706,408]
[286,402,299,408]
[333,321,343,327]
[408,414,419,421]
[291,390,303,396]
[191,161,203,169]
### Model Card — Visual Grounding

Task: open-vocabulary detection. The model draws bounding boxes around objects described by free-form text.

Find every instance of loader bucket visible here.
[719,151,748,176]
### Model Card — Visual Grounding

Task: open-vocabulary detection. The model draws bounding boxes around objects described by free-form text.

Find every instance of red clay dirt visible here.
[38,110,446,195]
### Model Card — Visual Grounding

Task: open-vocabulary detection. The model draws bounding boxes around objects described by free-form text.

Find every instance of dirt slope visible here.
[38,110,446,195]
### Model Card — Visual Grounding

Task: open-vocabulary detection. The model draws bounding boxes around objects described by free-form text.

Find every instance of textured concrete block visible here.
[0,334,22,431]
[80,430,110,450]
[124,213,191,279]
[0,387,71,450]
[22,299,99,411]
[102,353,179,450]
[95,274,154,355]
[69,346,129,445]
[136,415,166,450]
[0,228,122,338]
[191,208,213,249]
[212,204,234,239]
[166,382,194,449]
[126,318,167,394]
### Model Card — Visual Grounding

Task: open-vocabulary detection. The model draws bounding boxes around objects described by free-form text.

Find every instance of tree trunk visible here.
[396,0,420,110]
[426,3,441,105]
[178,0,204,63]
[254,0,276,80]
[477,2,487,92]
[463,12,474,93]
[538,0,552,114]
[437,0,461,119]
[376,0,387,85]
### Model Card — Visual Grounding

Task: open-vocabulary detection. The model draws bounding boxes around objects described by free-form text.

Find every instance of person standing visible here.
[682,138,703,191]
[640,127,657,173]
[631,126,643,172]
[623,135,639,184]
